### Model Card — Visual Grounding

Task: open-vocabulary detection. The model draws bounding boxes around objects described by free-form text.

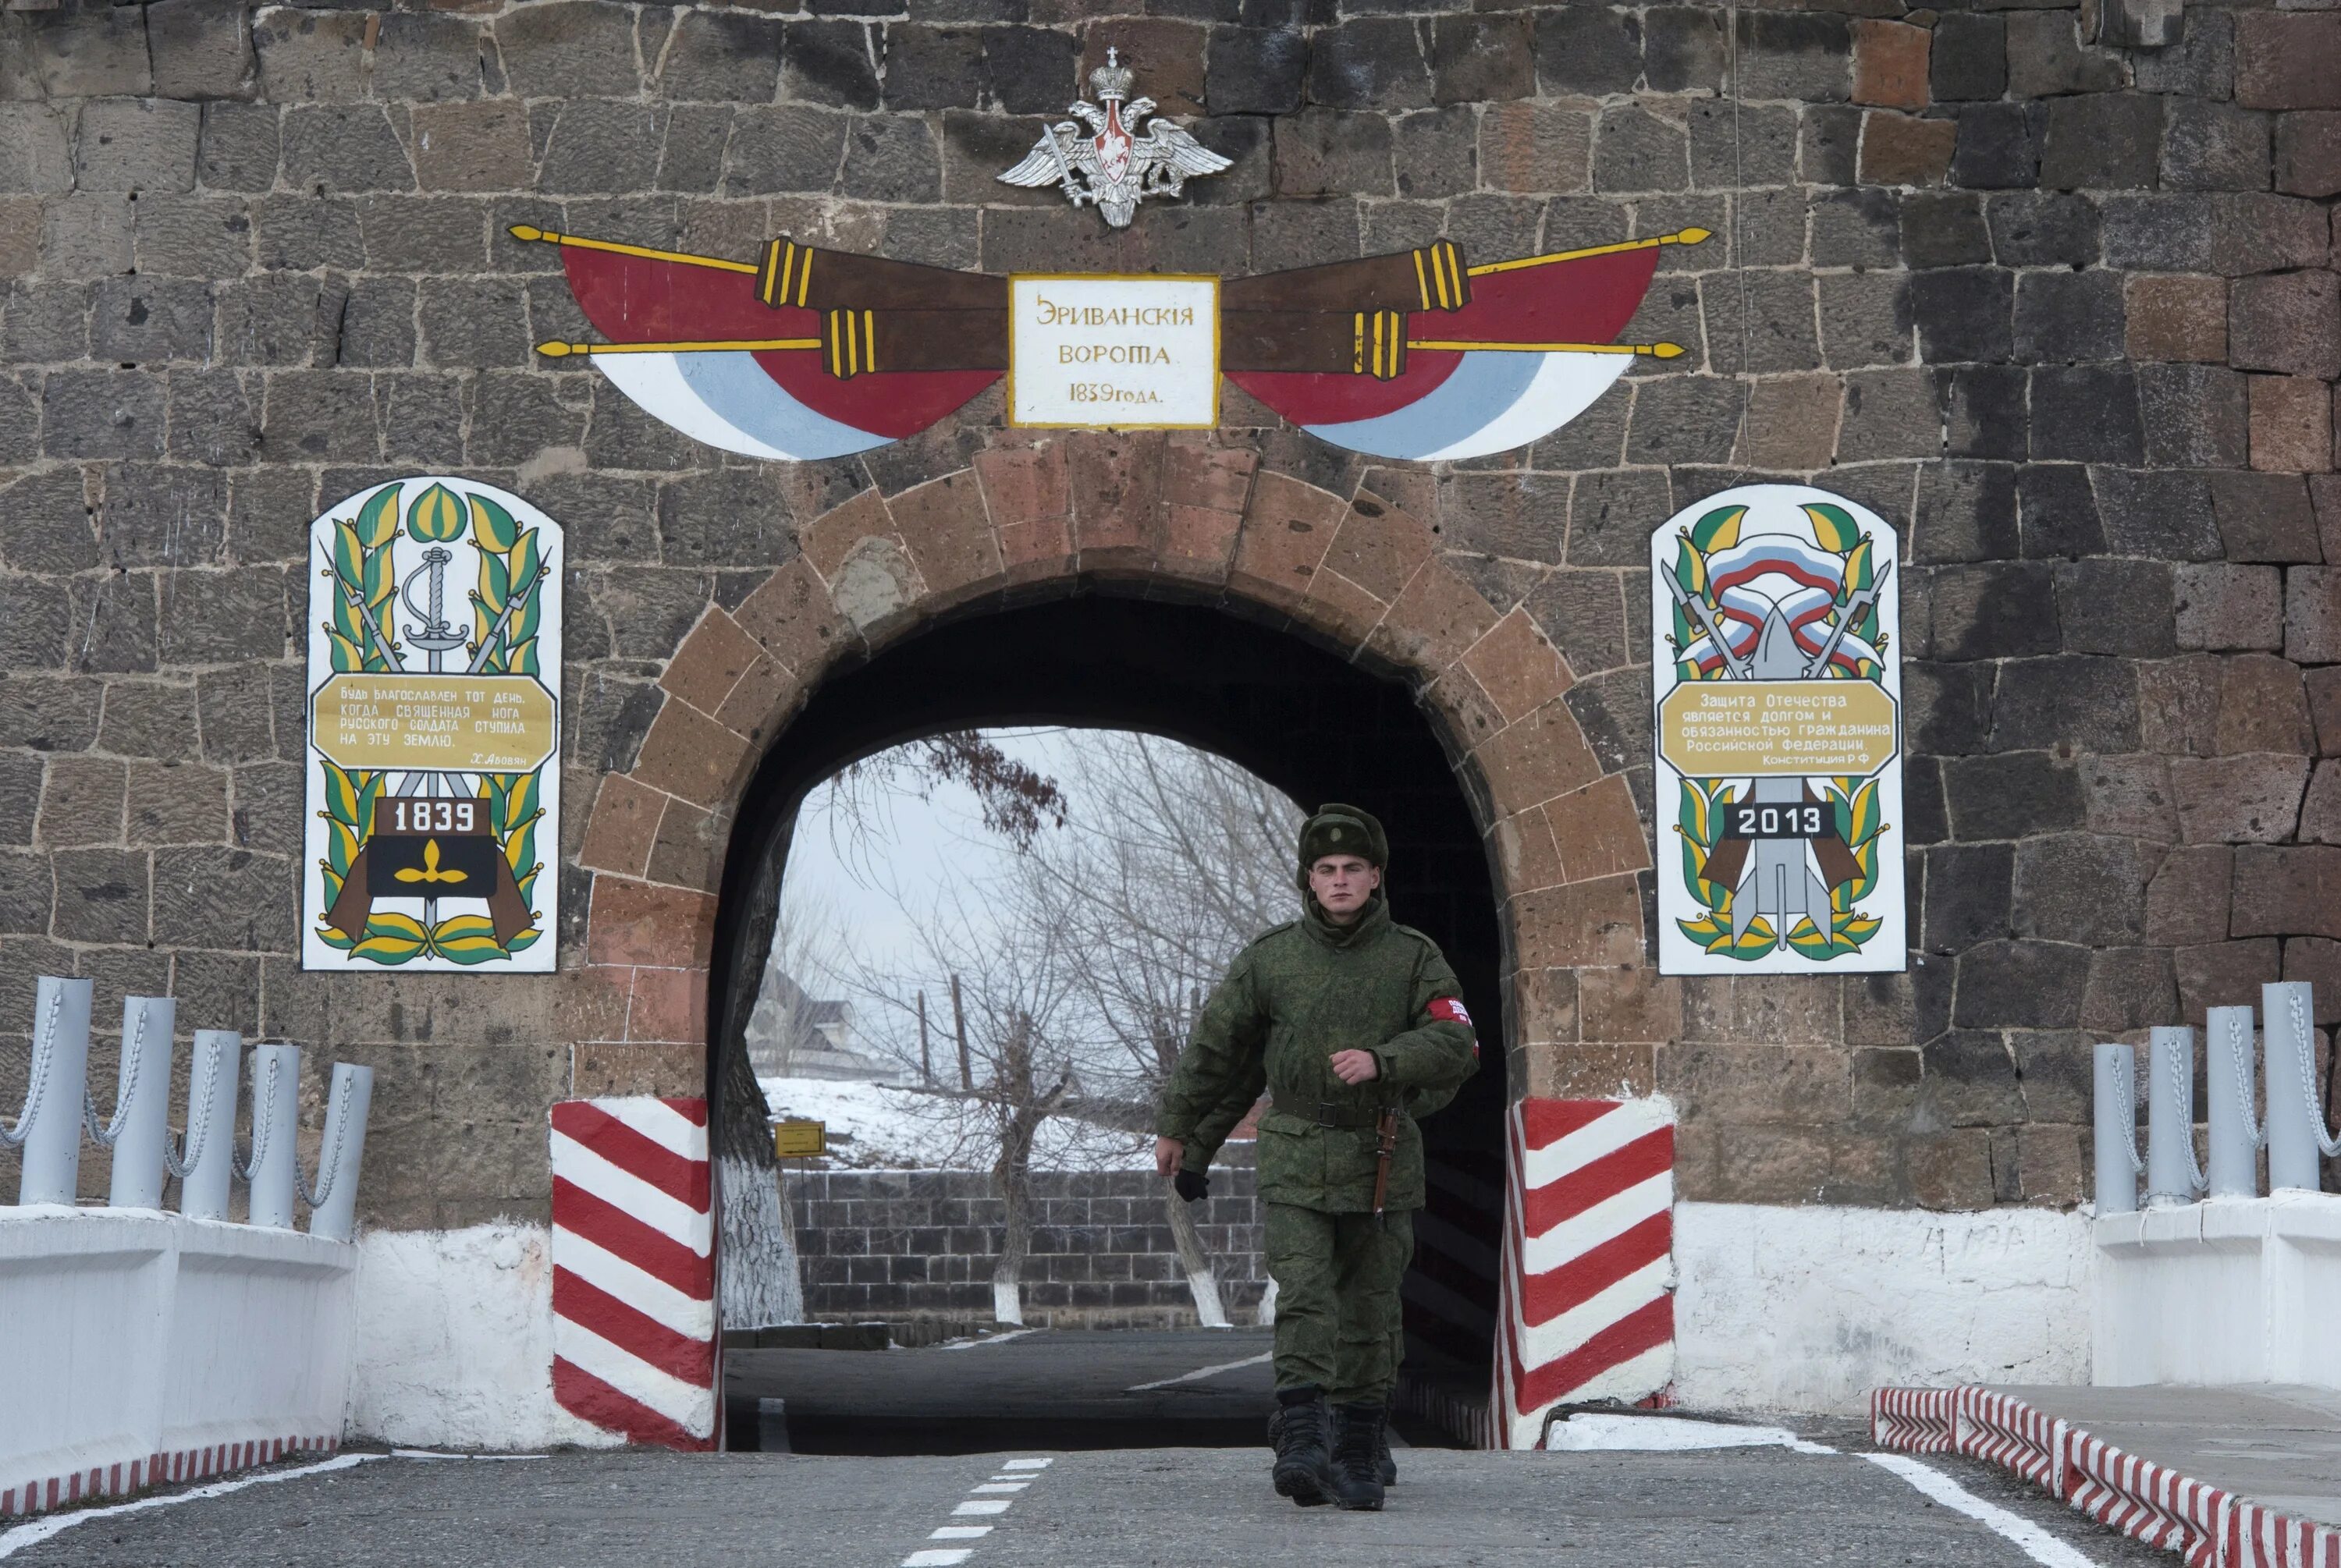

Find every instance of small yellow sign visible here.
[1657,679,1899,779]
[773,1119,827,1158]
[310,672,558,775]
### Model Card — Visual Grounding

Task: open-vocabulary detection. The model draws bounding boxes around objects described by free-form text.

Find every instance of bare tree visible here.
[999,733,1302,1326]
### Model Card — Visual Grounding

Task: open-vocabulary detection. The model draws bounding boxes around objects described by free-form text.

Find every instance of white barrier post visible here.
[2146,1024,2207,1207]
[11,977,93,1207]
[2094,1043,2141,1215]
[101,995,175,1211]
[304,1062,373,1243]
[173,1029,242,1220]
[2263,980,2339,1192]
[2204,1003,2266,1198]
[243,1042,302,1229]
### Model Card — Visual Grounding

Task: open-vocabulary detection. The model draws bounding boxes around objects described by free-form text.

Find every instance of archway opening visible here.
[709,587,1508,1449]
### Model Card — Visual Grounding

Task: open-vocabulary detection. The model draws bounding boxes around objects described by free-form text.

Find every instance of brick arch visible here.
[567,431,1654,1108]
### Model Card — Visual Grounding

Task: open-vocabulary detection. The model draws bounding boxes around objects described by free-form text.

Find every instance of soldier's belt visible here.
[1269,1092,1399,1130]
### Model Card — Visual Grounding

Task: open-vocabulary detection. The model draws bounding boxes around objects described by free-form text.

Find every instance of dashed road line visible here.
[901,1457,1054,1567]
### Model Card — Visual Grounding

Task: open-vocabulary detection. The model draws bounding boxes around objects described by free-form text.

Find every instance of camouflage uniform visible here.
[1158,824,1477,1407]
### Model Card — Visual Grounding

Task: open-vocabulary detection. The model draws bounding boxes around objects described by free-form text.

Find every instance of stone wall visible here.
[0,0,2332,1231]
[790,1168,1266,1326]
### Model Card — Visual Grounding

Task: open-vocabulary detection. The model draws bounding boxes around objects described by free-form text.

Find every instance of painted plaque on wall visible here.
[1650,484,1906,975]
[301,478,563,972]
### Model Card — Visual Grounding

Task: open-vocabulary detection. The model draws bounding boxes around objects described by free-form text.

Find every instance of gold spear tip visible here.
[1674,226,1714,245]
[509,224,547,243]
[1650,341,1687,359]
[535,340,581,358]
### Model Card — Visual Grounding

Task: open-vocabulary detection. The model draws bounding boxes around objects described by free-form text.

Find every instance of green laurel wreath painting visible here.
[1648,484,1906,976]
[301,478,565,974]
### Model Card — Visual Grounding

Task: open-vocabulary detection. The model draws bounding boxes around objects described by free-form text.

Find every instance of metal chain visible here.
[83,1006,147,1148]
[0,985,62,1148]
[2226,1011,2267,1151]
[162,1040,225,1181]
[295,1070,350,1210]
[2111,1048,2146,1176]
[2163,1034,2208,1194]
[2287,992,2341,1159]
[234,1051,279,1182]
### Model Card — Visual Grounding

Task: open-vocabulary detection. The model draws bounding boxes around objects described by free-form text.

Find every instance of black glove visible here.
[1174,1167,1210,1203]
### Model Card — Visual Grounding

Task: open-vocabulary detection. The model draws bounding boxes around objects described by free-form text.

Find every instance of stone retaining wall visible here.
[789,1168,1266,1327]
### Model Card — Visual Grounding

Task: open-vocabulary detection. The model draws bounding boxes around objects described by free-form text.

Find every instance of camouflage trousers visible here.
[1263,1201,1414,1407]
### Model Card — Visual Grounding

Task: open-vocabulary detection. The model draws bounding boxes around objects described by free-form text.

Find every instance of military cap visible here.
[1297,802,1388,882]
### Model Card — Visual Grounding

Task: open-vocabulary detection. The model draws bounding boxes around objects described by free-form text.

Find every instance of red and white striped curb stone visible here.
[1493,1097,1677,1449]
[549,1096,717,1451]
[2,1435,340,1518]
[1874,1385,2341,1568]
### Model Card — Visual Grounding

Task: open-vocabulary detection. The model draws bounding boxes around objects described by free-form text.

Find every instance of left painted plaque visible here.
[302,478,563,972]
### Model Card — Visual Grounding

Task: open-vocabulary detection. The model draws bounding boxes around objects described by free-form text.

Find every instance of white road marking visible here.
[930,1526,992,1539]
[1126,1350,1274,1392]
[1546,1414,1834,1454]
[937,1329,1043,1350]
[952,1499,1012,1516]
[901,1552,972,1566]
[1862,1453,2104,1568]
[1000,1458,1053,1469]
[969,1482,1028,1493]
[0,1455,385,1559]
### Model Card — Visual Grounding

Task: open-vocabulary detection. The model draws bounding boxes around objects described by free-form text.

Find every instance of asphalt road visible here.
[3,1333,2168,1567]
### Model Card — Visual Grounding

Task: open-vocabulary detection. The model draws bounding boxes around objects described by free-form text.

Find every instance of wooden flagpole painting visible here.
[301,478,563,973]
[1650,485,1906,976]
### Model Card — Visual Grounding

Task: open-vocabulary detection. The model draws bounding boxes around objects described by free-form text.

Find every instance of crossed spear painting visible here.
[513,220,1709,463]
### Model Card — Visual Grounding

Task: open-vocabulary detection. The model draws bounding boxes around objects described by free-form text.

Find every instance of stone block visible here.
[2235,12,2341,110]
[1818,273,1913,369]
[2176,938,2282,1018]
[52,848,147,945]
[282,107,414,195]
[410,104,533,193]
[2139,364,2249,470]
[2250,377,2334,474]
[1273,109,1393,200]
[2006,12,2125,100]
[0,106,73,197]
[1813,187,1901,268]
[2176,563,2284,650]
[1853,19,1928,110]
[1480,105,1591,197]
[2014,271,2125,366]
[2210,193,2329,278]
[44,371,166,463]
[1536,8,1643,98]
[2298,761,2341,844]
[2146,844,2233,945]
[496,2,641,99]
[2162,100,2273,193]
[1920,841,2012,951]
[1859,112,1956,190]
[1991,655,2140,752]
[1908,268,2012,366]
[2012,832,2160,945]
[1924,562,2060,660]
[2040,95,2166,191]
[1941,752,2084,841]
[2218,652,2315,755]
[2172,753,2310,843]
[1734,12,1849,101]
[2094,468,2221,560]
[728,106,850,196]
[1952,103,2042,191]
[1838,369,1942,462]
[2286,567,2341,662]
[76,101,200,197]
[12,9,154,98]
[1594,105,1690,194]
[2030,366,2144,464]
[2054,558,2176,658]
[1951,940,2088,1030]
[1931,13,2005,102]
[1901,193,1991,270]
[2231,271,2341,378]
[2232,843,2341,939]
[373,15,492,103]
[2310,664,2341,753]
[1305,19,1429,112]
[1206,25,1305,115]
[2276,112,2341,199]
[1430,14,1532,105]
[1803,103,1863,187]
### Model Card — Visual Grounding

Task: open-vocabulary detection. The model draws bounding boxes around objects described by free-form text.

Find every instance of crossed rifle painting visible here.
[517,222,1706,463]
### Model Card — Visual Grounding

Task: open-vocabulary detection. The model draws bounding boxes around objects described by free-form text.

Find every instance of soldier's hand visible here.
[1174,1168,1210,1203]
[1330,1049,1381,1084]
[1154,1136,1184,1179]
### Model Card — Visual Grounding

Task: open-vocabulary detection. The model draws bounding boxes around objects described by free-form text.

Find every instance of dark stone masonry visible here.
[0,0,2335,1229]
[790,1168,1267,1326]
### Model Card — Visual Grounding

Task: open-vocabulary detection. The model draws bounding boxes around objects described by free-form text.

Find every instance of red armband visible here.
[1428,996,1471,1027]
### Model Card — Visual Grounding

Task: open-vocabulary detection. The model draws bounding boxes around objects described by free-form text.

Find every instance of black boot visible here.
[1330,1402,1387,1511]
[1267,1387,1336,1507]
[1333,1404,1399,1486]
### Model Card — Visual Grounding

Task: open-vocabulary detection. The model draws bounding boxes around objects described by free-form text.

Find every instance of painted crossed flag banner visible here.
[1494,1097,1677,1449]
[549,1098,717,1450]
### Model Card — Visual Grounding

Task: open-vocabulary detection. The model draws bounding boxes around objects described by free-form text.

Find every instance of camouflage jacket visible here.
[1156,895,1478,1212]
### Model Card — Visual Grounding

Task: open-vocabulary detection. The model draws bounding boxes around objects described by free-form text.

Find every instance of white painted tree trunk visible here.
[717,1155,805,1329]
[992,1275,1025,1325]
[1163,1182,1230,1329]
[1256,1276,1278,1326]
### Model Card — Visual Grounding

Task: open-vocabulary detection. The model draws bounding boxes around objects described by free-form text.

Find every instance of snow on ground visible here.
[757,1076,1153,1172]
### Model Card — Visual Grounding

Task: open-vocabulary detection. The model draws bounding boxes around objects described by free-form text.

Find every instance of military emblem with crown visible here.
[997,49,1233,228]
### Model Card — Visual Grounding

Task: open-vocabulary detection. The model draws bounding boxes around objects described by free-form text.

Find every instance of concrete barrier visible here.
[0,1207,356,1517]
[2093,1191,2341,1389]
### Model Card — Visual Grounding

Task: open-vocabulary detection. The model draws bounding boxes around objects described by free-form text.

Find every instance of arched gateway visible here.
[566,432,1657,1446]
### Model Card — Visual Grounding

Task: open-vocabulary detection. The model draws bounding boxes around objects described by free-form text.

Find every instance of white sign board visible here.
[1650,484,1906,974]
[1007,274,1218,429]
[302,477,563,972]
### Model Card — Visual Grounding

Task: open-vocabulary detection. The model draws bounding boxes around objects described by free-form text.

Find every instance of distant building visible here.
[745,969,903,1084]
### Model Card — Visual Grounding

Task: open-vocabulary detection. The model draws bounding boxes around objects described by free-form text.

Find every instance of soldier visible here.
[1156,804,1478,1511]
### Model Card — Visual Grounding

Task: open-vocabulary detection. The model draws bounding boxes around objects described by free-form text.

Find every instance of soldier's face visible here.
[1309,854,1381,921]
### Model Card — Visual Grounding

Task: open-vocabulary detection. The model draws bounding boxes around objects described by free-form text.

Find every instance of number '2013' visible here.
[385,799,477,833]
[1728,804,1824,838]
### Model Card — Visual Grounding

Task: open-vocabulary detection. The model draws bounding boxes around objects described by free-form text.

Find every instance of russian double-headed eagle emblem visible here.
[997,49,1231,228]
